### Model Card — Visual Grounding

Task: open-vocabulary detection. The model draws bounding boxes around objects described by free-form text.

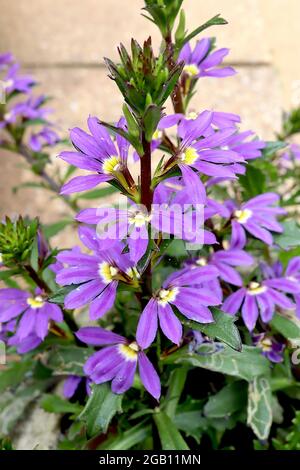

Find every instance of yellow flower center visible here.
[234,209,253,224]
[157,287,179,306]
[102,156,121,174]
[0,253,3,264]
[260,338,272,352]
[222,240,230,250]
[129,212,152,228]
[183,64,200,77]
[152,129,162,140]
[196,257,207,266]
[179,146,198,165]
[187,111,198,120]
[27,295,45,309]
[98,262,118,284]
[126,267,141,280]
[118,342,139,361]
[248,281,267,296]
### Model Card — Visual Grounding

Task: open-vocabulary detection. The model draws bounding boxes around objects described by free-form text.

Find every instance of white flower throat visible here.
[102,156,121,174]
[248,281,267,295]
[99,262,118,284]
[27,295,45,309]
[234,208,253,224]
[157,287,179,306]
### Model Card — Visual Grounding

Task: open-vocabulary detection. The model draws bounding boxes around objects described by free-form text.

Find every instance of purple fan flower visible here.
[2,63,35,94]
[8,333,43,354]
[252,333,285,363]
[0,288,63,342]
[56,232,139,319]
[185,248,254,300]
[159,110,241,139]
[261,257,300,318]
[76,327,161,399]
[63,375,91,398]
[0,52,14,69]
[0,95,52,130]
[223,276,298,331]
[29,127,59,152]
[136,265,220,348]
[59,116,132,195]
[0,319,16,342]
[162,111,243,205]
[228,193,286,248]
[76,191,212,263]
[178,38,236,79]
[280,144,300,170]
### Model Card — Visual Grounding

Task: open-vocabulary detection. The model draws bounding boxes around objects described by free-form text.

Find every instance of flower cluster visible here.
[0,53,59,152]
[0,29,298,408]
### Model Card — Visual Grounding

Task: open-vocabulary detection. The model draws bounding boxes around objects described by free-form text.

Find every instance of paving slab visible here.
[0,0,270,65]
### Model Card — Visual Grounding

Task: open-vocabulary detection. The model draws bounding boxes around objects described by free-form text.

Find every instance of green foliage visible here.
[273,411,300,450]
[163,343,270,381]
[274,220,300,249]
[280,107,300,139]
[204,381,247,418]
[98,421,151,450]
[79,384,123,437]
[104,38,183,119]
[247,377,272,440]
[179,308,242,351]
[143,0,184,36]
[40,394,81,415]
[0,216,38,266]
[45,345,93,376]
[153,410,189,450]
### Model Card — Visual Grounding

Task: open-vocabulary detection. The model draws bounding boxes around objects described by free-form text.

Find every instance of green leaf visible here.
[153,411,189,450]
[163,343,270,381]
[175,9,186,43]
[163,367,188,418]
[98,420,151,450]
[247,377,272,440]
[48,285,78,304]
[178,14,227,50]
[79,383,122,437]
[0,269,19,280]
[143,104,162,142]
[174,398,207,442]
[204,381,247,418]
[262,141,287,158]
[239,165,266,198]
[270,312,300,340]
[30,237,39,271]
[45,345,92,376]
[123,103,140,138]
[43,219,73,239]
[0,359,33,393]
[40,394,81,414]
[75,186,119,200]
[274,220,300,249]
[180,308,242,351]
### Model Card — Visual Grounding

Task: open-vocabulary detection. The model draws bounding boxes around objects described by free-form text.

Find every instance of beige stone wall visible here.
[0,0,299,246]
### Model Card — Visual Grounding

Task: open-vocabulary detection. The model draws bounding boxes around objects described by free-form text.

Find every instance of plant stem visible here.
[165,32,184,114]
[140,132,153,303]
[24,264,50,293]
